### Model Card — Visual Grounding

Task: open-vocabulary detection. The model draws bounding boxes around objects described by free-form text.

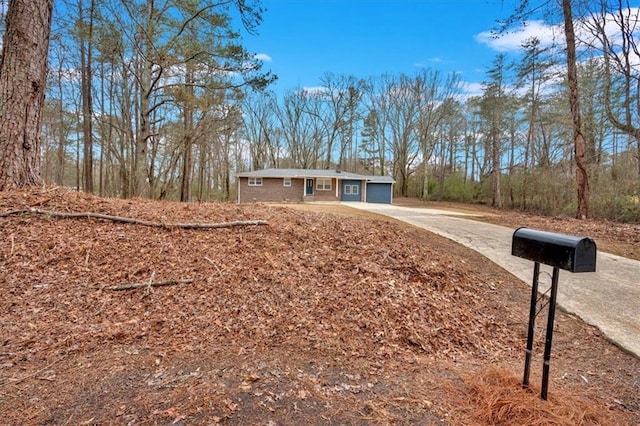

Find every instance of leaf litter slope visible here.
[0,188,637,424]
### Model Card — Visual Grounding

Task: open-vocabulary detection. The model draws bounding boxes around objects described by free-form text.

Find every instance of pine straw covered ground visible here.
[0,188,638,425]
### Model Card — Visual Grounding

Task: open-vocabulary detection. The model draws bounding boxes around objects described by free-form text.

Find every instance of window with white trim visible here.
[344,184,359,195]
[283,177,291,187]
[316,178,332,191]
[248,177,262,186]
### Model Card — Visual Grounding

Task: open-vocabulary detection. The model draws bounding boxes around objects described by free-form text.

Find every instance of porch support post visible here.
[362,180,366,202]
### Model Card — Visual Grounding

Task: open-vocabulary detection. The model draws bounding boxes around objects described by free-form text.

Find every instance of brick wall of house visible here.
[238,177,304,202]
[308,178,340,201]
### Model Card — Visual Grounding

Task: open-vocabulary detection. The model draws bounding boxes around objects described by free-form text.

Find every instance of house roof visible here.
[236,168,395,183]
[367,175,396,184]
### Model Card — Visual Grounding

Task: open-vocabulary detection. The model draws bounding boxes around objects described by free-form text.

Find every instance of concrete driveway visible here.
[343,202,640,358]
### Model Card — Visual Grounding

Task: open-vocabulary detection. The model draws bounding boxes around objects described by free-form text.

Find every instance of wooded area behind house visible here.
[1,0,638,221]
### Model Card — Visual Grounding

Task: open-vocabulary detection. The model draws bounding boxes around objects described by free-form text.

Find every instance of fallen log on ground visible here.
[0,208,268,229]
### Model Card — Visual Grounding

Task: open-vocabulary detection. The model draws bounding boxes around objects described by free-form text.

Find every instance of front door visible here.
[306,178,314,195]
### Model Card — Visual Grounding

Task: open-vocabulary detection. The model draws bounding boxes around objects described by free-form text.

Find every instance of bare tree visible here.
[361,77,393,176]
[583,0,640,178]
[386,74,421,197]
[309,73,363,169]
[276,89,319,168]
[241,91,280,170]
[414,68,460,199]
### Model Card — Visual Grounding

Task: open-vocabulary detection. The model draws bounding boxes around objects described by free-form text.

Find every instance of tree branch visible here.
[0,208,268,229]
[104,278,194,291]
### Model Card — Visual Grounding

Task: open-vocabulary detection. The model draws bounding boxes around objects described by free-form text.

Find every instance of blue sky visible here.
[243,0,541,96]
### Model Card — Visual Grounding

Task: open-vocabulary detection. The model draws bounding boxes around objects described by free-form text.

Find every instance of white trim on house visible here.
[248,177,263,186]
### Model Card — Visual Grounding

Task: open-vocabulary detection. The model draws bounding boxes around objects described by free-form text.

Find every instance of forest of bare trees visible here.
[1,0,638,222]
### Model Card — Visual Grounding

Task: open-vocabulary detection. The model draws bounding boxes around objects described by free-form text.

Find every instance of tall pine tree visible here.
[0,0,54,190]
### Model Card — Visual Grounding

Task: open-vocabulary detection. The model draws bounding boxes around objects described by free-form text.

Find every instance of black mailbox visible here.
[511,227,597,272]
[512,227,597,400]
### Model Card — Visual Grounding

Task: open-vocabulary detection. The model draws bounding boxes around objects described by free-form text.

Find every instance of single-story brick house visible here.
[235,168,395,204]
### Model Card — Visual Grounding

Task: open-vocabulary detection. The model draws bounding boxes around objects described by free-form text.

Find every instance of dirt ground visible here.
[0,188,638,425]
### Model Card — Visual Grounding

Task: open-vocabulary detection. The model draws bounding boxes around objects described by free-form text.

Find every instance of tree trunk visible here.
[136,56,151,198]
[133,0,155,198]
[508,125,515,208]
[55,66,67,185]
[120,61,133,199]
[491,120,503,208]
[471,132,476,186]
[197,141,207,201]
[180,65,194,202]
[563,0,589,219]
[79,0,95,193]
[0,0,53,190]
[522,82,537,210]
[180,133,193,202]
[438,135,446,199]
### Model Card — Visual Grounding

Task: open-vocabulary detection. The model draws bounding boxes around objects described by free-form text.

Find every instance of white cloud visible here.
[414,57,445,68]
[460,81,484,98]
[254,53,272,62]
[475,20,561,52]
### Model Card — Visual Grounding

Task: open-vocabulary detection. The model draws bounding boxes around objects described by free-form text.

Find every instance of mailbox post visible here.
[511,227,597,400]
